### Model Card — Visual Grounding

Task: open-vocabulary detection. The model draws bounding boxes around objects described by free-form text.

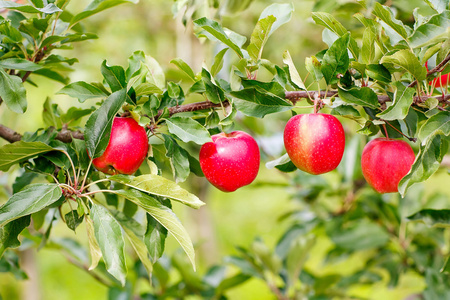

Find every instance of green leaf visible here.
[57,81,108,103]
[0,141,55,172]
[409,11,450,48]
[0,1,62,14]
[265,153,297,173]
[170,58,196,81]
[65,210,83,232]
[40,33,98,49]
[0,216,31,258]
[145,214,167,263]
[408,209,450,227]
[165,117,212,145]
[321,33,350,85]
[162,134,190,182]
[372,3,409,42]
[331,105,364,125]
[366,64,391,83]
[311,12,358,58]
[90,203,127,285]
[305,56,323,81]
[85,215,102,270]
[194,17,244,58]
[399,135,449,197]
[0,184,62,227]
[61,107,95,124]
[110,174,204,209]
[144,55,166,90]
[361,28,377,64]
[381,50,427,82]
[134,82,163,96]
[329,219,390,250]
[0,69,27,114]
[0,58,43,71]
[111,211,153,278]
[113,189,196,270]
[259,3,294,36]
[42,98,62,128]
[201,68,225,104]
[338,87,380,109]
[248,15,276,62]
[70,0,138,27]
[211,48,229,77]
[424,0,447,13]
[377,82,415,120]
[418,111,450,146]
[85,89,127,158]
[231,87,292,118]
[286,235,316,287]
[282,50,306,90]
[101,61,127,93]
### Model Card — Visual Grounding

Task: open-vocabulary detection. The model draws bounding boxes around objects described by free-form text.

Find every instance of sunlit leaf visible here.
[248,15,276,62]
[0,184,62,227]
[0,69,27,114]
[109,174,205,209]
[321,33,350,85]
[85,89,127,158]
[418,111,450,145]
[381,50,427,81]
[90,203,127,285]
[194,17,244,58]
[113,189,196,270]
[57,81,108,103]
[399,135,449,197]
[165,117,212,145]
[377,82,415,120]
[0,141,55,172]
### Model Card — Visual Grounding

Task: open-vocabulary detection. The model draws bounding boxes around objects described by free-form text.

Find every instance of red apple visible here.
[199,131,260,192]
[283,113,345,175]
[92,117,149,175]
[361,138,415,194]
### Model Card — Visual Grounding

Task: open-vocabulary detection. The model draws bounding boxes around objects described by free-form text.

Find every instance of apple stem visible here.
[382,124,389,139]
[80,159,93,191]
[80,178,111,192]
[80,189,112,198]
[384,121,417,142]
[61,149,78,187]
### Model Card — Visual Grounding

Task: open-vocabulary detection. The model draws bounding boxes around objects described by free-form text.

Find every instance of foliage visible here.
[0,0,449,299]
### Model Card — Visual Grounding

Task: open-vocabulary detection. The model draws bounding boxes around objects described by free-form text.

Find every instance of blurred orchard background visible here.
[1,0,450,299]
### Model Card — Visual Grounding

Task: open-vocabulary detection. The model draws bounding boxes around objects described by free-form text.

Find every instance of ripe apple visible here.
[361,138,415,194]
[199,131,260,192]
[283,113,345,175]
[92,117,149,175]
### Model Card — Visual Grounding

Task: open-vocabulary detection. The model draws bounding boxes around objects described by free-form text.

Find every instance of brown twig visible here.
[285,91,450,106]
[155,99,230,121]
[0,90,448,145]
[409,54,450,88]
[0,124,83,144]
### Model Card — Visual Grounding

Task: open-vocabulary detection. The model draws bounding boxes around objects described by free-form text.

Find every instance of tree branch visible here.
[285,91,450,105]
[155,99,230,120]
[0,124,83,144]
[0,91,448,145]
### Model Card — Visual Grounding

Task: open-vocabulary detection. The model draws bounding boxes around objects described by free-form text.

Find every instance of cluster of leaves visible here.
[0,0,449,298]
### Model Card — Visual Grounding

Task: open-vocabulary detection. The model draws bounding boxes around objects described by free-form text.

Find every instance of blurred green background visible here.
[0,0,449,299]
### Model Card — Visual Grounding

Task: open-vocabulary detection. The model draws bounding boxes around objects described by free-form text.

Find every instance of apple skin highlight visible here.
[283,113,345,175]
[199,131,260,192]
[361,138,415,194]
[93,117,149,175]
